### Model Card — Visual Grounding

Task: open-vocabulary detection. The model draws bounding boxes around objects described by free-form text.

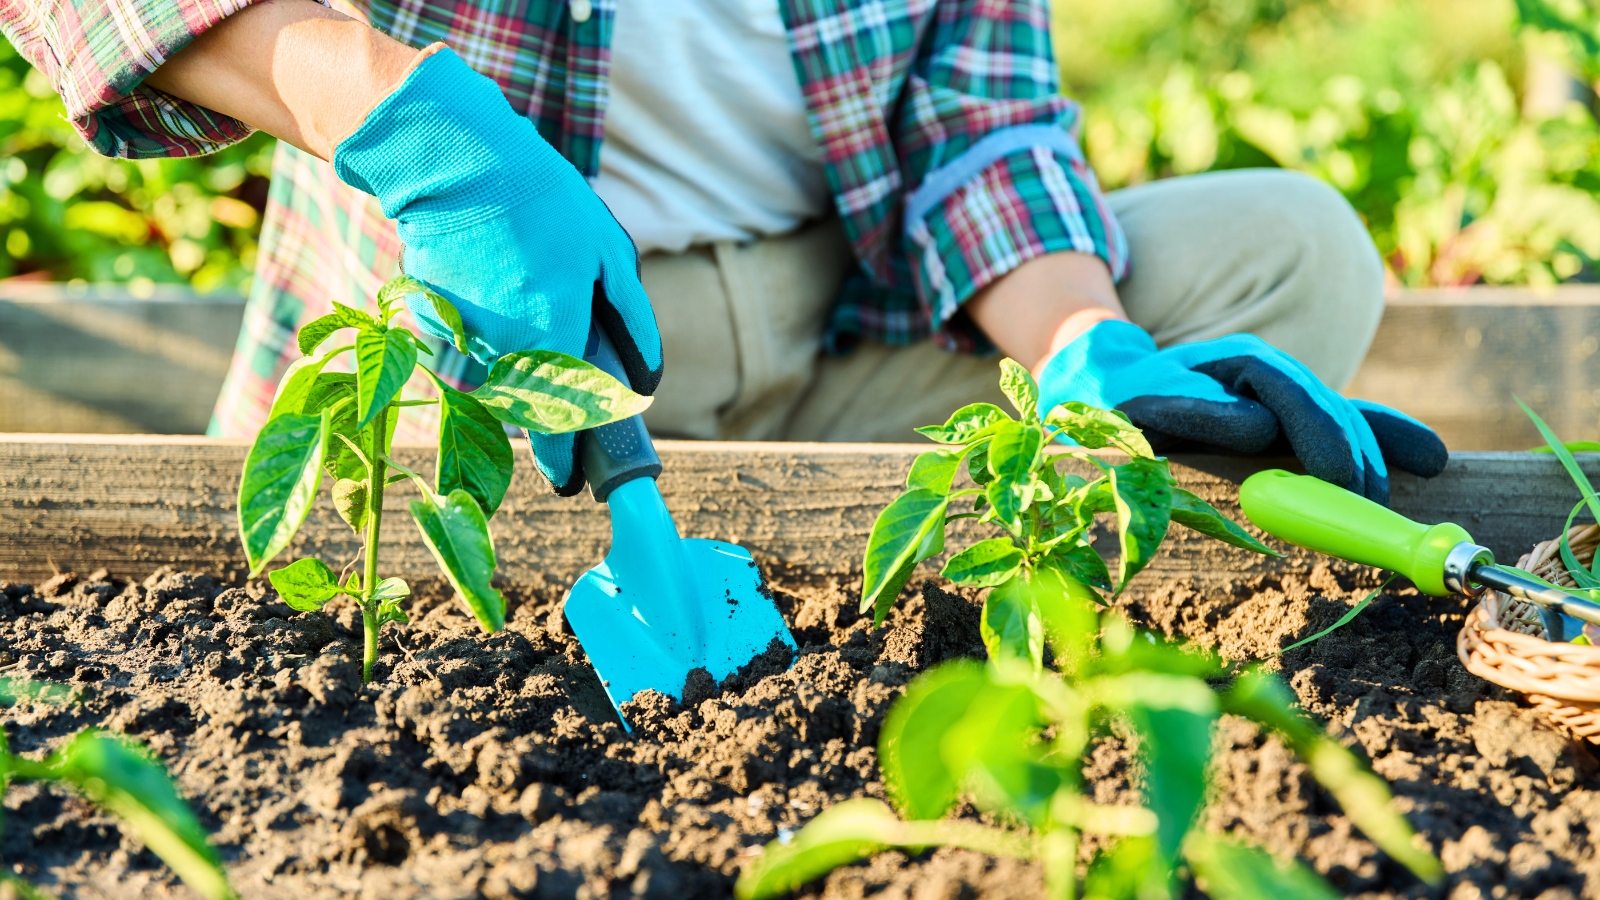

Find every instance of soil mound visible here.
[1,561,1596,898]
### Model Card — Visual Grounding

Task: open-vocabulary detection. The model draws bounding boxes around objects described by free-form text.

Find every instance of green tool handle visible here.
[1238,469,1472,596]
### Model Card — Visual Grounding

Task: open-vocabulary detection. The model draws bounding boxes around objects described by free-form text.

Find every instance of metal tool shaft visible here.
[1470,561,1600,627]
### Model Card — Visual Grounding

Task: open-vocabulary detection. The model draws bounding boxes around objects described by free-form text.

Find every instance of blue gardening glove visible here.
[1036,320,1447,505]
[333,48,662,496]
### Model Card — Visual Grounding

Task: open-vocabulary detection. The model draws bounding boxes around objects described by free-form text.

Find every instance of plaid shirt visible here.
[3,0,1127,440]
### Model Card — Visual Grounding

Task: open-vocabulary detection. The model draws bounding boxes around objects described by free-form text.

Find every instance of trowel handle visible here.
[577,326,661,503]
[1238,469,1472,596]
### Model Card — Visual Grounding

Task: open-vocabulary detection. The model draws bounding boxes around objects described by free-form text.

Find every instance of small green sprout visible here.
[238,276,649,681]
[0,677,234,899]
[736,362,1444,899]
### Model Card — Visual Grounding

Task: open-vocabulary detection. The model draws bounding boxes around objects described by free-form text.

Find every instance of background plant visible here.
[737,365,1444,899]
[237,276,648,681]
[0,678,234,899]
[0,40,271,292]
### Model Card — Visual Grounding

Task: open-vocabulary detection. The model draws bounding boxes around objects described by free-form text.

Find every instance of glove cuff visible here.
[1035,318,1156,415]
[332,47,573,231]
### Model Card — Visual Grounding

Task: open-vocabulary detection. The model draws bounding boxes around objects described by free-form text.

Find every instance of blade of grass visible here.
[1518,397,1600,581]
[1270,575,1397,657]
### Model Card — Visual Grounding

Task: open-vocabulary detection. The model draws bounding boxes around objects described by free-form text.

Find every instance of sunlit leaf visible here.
[907,449,964,495]
[471,350,651,434]
[1094,673,1218,860]
[1170,487,1280,556]
[981,574,1047,668]
[1184,832,1340,900]
[860,488,949,625]
[0,677,76,707]
[915,402,1012,445]
[733,799,900,900]
[332,477,368,534]
[297,302,378,356]
[1047,401,1155,458]
[1047,541,1113,592]
[266,557,344,611]
[941,538,1024,588]
[1083,835,1169,900]
[238,410,329,577]
[410,488,506,633]
[998,358,1040,420]
[880,660,990,820]
[356,329,417,429]
[54,731,235,900]
[1110,457,1173,592]
[1028,564,1102,675]
[939,679,1057,825]
[431,374,515,516]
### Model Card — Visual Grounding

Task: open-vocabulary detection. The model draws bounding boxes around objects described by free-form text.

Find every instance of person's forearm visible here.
[144,0,421,160]
[965,251,1128,377]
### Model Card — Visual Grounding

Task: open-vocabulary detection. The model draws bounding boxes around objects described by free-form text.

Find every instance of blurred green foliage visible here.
[0,39,272,294]
[1054,0,1600,287]
[4,3,1600,291]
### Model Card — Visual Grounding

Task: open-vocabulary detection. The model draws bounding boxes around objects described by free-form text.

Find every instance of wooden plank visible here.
[2,437,1596,600]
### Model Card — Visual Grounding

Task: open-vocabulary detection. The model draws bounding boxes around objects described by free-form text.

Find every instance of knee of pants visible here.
[1203,169,1386,387]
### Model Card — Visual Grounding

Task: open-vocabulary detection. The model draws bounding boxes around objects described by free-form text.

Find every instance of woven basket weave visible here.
[1457,525,1600,742]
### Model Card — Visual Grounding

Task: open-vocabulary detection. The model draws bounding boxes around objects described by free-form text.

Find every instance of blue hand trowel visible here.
[561,328,796,726]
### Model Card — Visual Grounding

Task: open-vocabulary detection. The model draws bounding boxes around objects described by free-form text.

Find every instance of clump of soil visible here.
[0,561,1596,899]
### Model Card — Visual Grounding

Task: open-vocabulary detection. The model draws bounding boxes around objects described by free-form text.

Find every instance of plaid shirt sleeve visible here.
[0,0,264,158]
[895,0,1128,348]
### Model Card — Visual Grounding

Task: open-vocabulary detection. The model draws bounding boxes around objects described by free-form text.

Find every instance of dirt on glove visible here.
[0,559,1594,899]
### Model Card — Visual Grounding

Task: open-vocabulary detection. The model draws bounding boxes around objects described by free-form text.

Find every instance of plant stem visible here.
[359,405,392,682]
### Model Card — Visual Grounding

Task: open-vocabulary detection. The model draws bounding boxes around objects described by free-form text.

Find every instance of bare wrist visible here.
[965,250,1128,376]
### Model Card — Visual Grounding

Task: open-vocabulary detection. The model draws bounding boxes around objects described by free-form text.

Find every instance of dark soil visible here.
[0,560,1595,899]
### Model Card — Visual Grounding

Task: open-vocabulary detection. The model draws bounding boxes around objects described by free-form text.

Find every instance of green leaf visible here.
[432,374,515,516]
[331,477,368,534]
[879,660,990,820]
[0,677,76,707]
[1222,668,1444,885]
[302,373,365,481]
[732,799,902,900]
[0,873,54,900]
[298,302,379,356]
[372,576,411,601]
[998,358,1039,420]
[1170,487,1280,556]
[1047,401,1155,458]
[1028,563,1102,676]
[238,410,329,578]
[1184,832,1340,900]
[984,421,1043,526]
[54,731,235,900]
[1047,541,1113,592]
[356,329,418,429]
[410,488,507,633]
[379,276,470,354]
[982,573,1046,668]
[1519,396,1600,525]
[1531,440,1600,454]
[938,680,1058,825]
[967,441,993,486]
[266,347,342,420]
[907,449,964,495]
[941,538,1025,588]
[860,488,950,625]
[914,402,1012,445]
[376,595,410,627]
[1095,617,1226,678]
[471,350,651,434]
[1084,835,1168,900]
[1556,499,1600,589]
[266,557,344,611]
[1109,457,1173,593]
[1095,673,1218,860]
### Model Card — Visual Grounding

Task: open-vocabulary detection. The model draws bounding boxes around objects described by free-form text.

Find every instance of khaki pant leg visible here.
[1108,168,1385,389]
[637,246,741,440]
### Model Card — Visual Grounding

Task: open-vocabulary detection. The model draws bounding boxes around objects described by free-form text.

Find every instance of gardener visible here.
[5,0,1445,503]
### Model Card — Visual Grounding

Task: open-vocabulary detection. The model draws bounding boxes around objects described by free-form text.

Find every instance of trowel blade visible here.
[564,537,794,723]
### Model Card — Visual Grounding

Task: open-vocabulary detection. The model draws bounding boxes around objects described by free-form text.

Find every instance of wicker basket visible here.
[1457,525,1600,742]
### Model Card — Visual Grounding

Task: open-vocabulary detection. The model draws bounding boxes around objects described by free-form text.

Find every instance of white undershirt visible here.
[591,0,831,255]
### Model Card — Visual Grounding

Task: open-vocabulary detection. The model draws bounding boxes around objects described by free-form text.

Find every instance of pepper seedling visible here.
[0,678,234,899]
[859,358,1279,668]
[238,276,648,680]
[737,363,1445,899]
